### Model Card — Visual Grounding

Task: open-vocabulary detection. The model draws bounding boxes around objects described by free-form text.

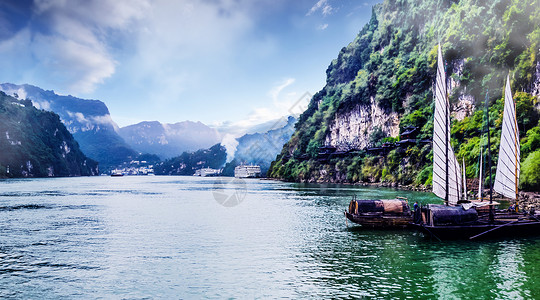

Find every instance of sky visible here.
[0,0,381,134]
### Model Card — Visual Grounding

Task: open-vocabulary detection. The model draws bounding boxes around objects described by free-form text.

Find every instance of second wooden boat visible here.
[345,198,412,228]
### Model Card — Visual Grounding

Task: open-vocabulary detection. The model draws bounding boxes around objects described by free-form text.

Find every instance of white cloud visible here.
[33,34,116,93]
[270,78,295,102]
[221,133,239,162]
[318,23,329,30]
[8,0,151,94]
[211,78,311,137]
[306,0,334,16]
[66,111,89,124]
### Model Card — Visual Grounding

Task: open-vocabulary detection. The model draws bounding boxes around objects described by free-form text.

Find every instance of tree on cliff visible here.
[268,0,540,192]
[0,91,98,177]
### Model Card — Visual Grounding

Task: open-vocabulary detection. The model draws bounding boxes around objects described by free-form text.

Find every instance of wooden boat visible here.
[411,45,540,239]
[413,205,540,240]
[345,198,412,228]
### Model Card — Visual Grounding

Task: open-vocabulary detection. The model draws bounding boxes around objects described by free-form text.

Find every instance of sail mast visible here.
[462,158,467,201]
[478,146,483,201]
[485,91,494,223]
[445,74,449,206]
[493,76,520,205]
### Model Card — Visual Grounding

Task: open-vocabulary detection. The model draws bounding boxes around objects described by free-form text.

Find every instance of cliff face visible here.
[325,100,400,150]
[0,83,137,168]
[0,92,98,177]
[534,60,540,103]
[269,0,540,185]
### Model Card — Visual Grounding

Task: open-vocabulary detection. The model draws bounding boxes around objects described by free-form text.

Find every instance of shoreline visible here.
[270,177,540,210]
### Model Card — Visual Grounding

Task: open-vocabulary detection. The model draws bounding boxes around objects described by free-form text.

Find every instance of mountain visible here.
[268,0,540,190]
[222,116,297,176]
[0,91,98,177]
[243,117,296,135]
[154,144,226,175]
[119,120,222,159]
[0,83,137,169]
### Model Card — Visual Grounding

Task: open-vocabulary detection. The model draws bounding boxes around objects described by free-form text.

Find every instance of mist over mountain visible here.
[154,144,226,176]
[0,83,137,169]
[222,116,297,176]
[269,0,540,190]
[0,91,98,177]
[119,121,222,159]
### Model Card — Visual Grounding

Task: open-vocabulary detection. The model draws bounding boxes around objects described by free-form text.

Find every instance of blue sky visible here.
[0,0,380,133]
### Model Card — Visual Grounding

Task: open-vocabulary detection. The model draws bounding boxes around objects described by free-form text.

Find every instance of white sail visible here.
[478,146,483,201]
[462,158,467,201]
[432,44,462,206]
[493,76,520,199]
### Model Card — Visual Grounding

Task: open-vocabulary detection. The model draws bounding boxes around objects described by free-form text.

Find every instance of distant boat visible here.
[234,164,261,178]
[411,49,540,239]
[344,197,412,228]
[111,169,124,177]
[193,167,220,177]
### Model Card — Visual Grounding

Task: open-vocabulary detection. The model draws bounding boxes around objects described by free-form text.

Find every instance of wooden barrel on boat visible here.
[348,199,410,215]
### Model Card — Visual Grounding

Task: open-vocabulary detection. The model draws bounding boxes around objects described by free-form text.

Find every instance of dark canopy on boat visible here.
[426,204,478,225]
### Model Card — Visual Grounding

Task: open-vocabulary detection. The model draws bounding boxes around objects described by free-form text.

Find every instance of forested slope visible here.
[269,0,540,191]
[0,92,98,177]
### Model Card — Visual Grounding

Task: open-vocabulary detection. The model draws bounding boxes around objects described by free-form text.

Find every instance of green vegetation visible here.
[521,149,540,190]
[154,144,226,175]
[74,129,137,172]
[0,92,98,177]
[269,0,540,192]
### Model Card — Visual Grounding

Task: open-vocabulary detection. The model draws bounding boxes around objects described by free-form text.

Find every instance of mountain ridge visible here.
[0,83,137,169]
[119,120,222,159]
[0,91,98,177]
[268,0,540,190]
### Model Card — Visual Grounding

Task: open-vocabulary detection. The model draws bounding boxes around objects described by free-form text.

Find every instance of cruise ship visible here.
[234,164,261,178]
[193,167,220,177]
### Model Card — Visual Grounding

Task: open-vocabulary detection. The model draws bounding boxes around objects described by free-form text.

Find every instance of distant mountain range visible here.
[0,82,297,175]
[0,83,136,169]
[0,91,98,177]
[154,144,226,175]
[119,120,221,159]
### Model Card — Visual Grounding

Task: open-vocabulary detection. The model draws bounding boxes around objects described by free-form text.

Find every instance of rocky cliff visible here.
[0,91,98,177]
[0,83,137,169]
[269,0,540,188]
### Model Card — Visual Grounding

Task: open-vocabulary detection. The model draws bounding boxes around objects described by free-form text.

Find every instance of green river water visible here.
[0,176,538,299]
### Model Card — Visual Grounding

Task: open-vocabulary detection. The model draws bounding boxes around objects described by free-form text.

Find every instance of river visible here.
[1,176,539,299]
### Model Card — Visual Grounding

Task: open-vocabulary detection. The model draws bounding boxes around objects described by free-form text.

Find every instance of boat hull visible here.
[410,219,540,240]
[345,211,412,228]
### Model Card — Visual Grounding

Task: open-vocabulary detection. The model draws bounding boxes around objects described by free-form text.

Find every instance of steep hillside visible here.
[154,144,226,176]
[0,91,98,177]
[0,83,137,168]
[269,0,540,190]
[222,116,297,176]
[119,120,221,159]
